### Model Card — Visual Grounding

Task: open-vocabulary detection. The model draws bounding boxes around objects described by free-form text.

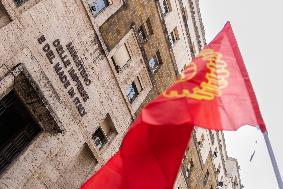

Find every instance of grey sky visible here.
[199,0,283,188]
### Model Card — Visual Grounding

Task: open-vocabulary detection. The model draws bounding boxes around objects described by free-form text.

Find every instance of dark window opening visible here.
[168,32,175,47]
[203,169,210,186]
[0,90,42,175]
[168,27,179,47]
[213,150,217,158]
[13,0,28,7]
[148,50,162,73]
[92,127,107,150]
[145,18,154,35]
[217,181,224,187]
[215,168,220,174]
[111,56,121,73]
[126,77,143,104]
[209,130,214,145]
[138,25,148,42]
[161,0,171,15]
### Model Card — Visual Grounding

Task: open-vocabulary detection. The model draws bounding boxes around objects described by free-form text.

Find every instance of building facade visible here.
[0,0,240,188]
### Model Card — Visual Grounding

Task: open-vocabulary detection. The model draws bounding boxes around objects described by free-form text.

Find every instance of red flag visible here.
[81,22,266,189]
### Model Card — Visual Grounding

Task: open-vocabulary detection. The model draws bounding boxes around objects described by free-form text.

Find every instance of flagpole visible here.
[263,131,283,189]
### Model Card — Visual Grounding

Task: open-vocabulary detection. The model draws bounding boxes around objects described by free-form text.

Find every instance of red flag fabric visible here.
[145,22,266,132]
[81,22,266,189]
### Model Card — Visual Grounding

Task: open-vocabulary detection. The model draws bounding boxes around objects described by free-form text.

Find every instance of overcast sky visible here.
[199,0,283,188]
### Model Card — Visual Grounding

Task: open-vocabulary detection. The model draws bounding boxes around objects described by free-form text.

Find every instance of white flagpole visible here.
[263,131,283,189]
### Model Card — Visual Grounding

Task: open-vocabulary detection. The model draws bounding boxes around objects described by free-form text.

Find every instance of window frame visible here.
[148,50,162,73]
[145,18,154,35]
[168,27,179,47]
[88,0,111,17]
[111,43,131,73]
[138,25,148,42]
[126,77,143,104]
[161,0,171,15]
[13,0,28,7]
[92,127,108,150]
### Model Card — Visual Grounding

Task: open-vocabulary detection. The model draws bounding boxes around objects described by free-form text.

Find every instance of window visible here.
[0,90,42,174]
[13,0,28,7]
[203,170,209,186]
[215,164,221,174]
[197,133,205,148]
[138,18,154,42]
[217,181,224,187]
[138,25,148,42]
[127,77,143,103]
[92,114,117,150]
[168,27,179,47]
[209,130,214,145]
[192,42,196,55]
[88,0,111,17]
[184,159,194,178]
[148,50,162,73]
[100,114,117,140]
[92,127,107,150]
[161,0,171,15]
[112,43,131,73]
[145,18,154,35]
[213,148,218,159]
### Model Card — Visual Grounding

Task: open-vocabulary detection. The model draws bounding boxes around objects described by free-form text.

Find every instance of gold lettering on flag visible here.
[163,49,229,100]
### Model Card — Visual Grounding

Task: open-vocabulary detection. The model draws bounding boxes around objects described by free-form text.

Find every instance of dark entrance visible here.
[0,90,42,175]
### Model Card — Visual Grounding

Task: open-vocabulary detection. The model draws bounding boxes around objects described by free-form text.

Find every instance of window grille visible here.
[0,90,42,175]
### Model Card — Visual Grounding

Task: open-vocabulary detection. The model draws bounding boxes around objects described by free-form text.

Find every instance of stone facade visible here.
[0,0,241,189]
[98,0,178,104]
[0,0,133,188]
[174,129,242,189]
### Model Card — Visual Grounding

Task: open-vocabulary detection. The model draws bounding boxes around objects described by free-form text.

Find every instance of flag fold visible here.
[81,22,266,189]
